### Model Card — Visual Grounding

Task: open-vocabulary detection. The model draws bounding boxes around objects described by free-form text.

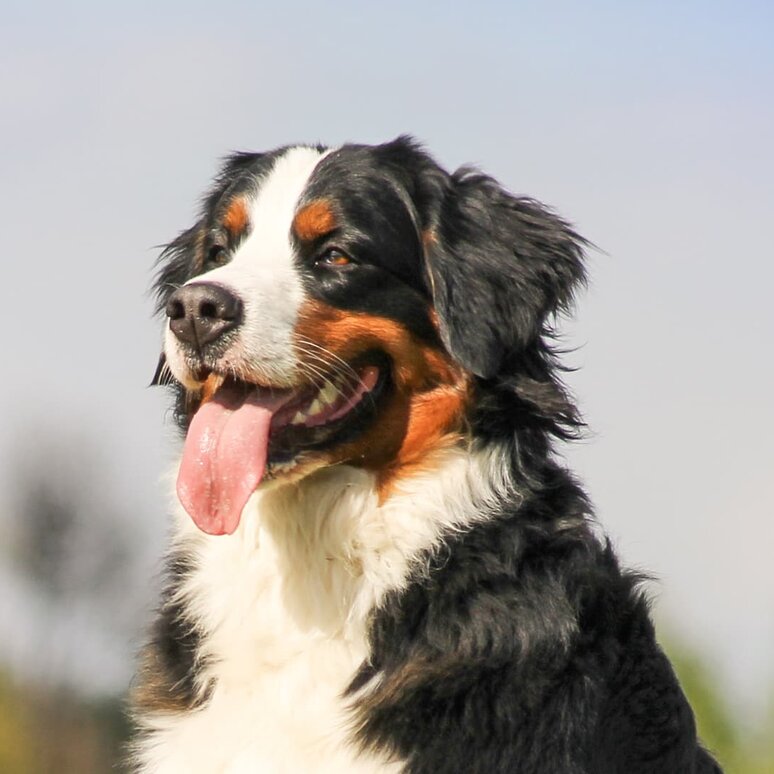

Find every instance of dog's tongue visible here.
[177,389,291,535]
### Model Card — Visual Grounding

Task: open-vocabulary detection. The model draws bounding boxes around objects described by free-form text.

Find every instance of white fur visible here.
[164,146,332,388]
[134,444,511,773]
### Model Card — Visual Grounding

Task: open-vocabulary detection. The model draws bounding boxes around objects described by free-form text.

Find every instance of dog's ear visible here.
[424,169,587,378]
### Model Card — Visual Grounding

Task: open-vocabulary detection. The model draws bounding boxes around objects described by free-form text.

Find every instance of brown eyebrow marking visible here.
[222,197,250,237]
[292,199,337,242]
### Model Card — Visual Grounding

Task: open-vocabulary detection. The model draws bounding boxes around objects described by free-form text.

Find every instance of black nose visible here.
[166,283,243,348]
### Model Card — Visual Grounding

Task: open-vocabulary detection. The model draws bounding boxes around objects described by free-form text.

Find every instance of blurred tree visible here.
[666,639,738,766]
[0,673,37,773]
[0,670,129,774]
[1,430,155,694]
[8,437,134,609]
[0,430,153,772]
[665,637,774,773]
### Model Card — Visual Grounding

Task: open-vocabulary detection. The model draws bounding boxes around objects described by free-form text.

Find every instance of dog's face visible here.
[156,137,585,535]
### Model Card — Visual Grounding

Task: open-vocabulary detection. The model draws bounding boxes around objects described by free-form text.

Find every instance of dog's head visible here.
[154,137,586,535]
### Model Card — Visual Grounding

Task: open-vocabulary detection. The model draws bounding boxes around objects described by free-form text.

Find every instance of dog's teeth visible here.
[291,411,306,425]
[308,399,323,416]
[319,382,338,407]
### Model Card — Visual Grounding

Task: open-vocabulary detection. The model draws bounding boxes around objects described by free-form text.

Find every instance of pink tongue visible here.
[177,390,290,535]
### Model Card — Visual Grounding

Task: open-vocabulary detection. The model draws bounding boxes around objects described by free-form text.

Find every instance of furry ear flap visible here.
[424,169,587,378]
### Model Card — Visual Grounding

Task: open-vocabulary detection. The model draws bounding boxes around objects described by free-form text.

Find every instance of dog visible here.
[132,137,722,773]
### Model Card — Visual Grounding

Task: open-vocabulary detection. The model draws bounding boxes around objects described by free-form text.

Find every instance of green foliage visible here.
[0,674,38,774]
[0,671,130,774]
[664,639,774,774]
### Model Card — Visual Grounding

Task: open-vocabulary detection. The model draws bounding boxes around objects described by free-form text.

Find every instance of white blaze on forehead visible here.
[245,146,330,258]
[167,145,332,387]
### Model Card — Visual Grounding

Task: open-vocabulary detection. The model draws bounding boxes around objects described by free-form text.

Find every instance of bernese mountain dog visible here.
[132,137,722,773]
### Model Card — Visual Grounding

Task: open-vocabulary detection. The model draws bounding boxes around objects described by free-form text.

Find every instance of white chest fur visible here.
[135,449,507,773]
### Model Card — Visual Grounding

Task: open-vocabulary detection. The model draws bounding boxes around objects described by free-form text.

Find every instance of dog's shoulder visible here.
[350,465,710,773]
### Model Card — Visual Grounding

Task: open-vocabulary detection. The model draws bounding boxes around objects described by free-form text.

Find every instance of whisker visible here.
[294,337,382,410]
[293,349,356,403]
[295,336,366,386]
[294,343,357,385]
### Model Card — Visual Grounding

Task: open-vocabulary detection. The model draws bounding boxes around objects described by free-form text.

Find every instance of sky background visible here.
[1,0,772,733]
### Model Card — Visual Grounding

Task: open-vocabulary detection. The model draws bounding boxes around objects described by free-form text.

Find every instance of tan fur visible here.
[222,197,249,238]
[132,647,197,715]
[292,198,337,242]
[294,300,470,499]
[200,372,225,403]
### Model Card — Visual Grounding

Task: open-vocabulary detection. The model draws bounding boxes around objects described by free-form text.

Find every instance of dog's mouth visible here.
[177,356,387,536]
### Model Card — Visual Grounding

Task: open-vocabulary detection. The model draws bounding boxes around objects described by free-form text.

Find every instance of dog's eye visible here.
[206,244,229,268]
[315,248,353,268]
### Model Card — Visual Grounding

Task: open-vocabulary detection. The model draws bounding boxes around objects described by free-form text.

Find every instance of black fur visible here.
[339,140,719,772]
[425,170,586,379]
[147,137,722,773]
[134,553,208,713]
[350,470,720,772]
[294,143,444,346]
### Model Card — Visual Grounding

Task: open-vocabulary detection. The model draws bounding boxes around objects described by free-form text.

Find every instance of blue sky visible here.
[1,0,772,726]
